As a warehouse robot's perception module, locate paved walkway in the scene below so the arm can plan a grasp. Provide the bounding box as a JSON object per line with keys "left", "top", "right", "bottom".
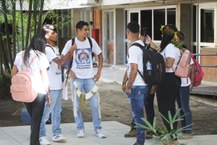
{"left": 1, "top": 65, "right": 217, "bottom": 145}
{"left": 1, "top": 121, "right": 217, "bottom": 145}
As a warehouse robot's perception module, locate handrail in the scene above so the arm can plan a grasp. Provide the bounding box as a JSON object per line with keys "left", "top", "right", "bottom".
{"left": 193, "top": 53, "right": 217, "bottom": 68}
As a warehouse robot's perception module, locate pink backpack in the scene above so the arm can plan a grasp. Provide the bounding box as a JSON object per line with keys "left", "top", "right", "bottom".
{"left": 191, "top": 54, "right": 204, "bottom": 87}
{"left": 175, "top": 50, "right": 191, "bottom": 78}
{"left": 10, "top": 52, "right": 37, "bottom": 102}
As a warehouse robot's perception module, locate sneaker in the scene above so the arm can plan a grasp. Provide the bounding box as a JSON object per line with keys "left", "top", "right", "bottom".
{"left": 124, "top": 128, "right": 136, "bottom": 137}
{"left": 95, "top": 129, "right": 106, "bottom": 138}
{"left": 77, "top": 129, "right": 85, "bottom": 138}
{"left": 52, "top": 134, "right": 67, "bottom": 143}
{"left": 39, "top": 136, "right": 51, "bottom": 145}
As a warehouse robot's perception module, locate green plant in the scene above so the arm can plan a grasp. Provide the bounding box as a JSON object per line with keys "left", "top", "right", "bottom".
{"left": 136, "top": 109, "right": 189, "bottom": 145}
{"left": 0, "top": 69, "right": 12, "bottom": 100}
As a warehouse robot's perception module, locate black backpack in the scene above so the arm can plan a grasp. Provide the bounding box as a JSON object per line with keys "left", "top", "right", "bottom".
{"left": 131, "top": 43, "right": 165, "bottom": 85}
{"left": 62, "top": 37, "right": 92, "bottom": 84}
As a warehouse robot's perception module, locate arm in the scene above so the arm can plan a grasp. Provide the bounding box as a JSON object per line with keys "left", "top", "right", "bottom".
{"left": 11, "top": 65, "right": 18, "bottom": 77}
{"left": 40, "top": 68, "right": 51, "bottom": 106}
{"left": 94, "top": 53, "right": 103, "bottom": 81}
{"left": 122, "top": 69, "right": 128, "bottom": 92}
{"left": 165, "top": 57, "right": 175, "bottom": 68}
{"left": 126, "top": 63, "right": 137, "bottom": 94}
{"left": 146, "top": 35, "right": 161, "bottom": 52}
{"left": 190, "top": 64, "right": 195, "bottom": 91}
{"left": 54, "top": 44, "right": 76, "bottom": 66}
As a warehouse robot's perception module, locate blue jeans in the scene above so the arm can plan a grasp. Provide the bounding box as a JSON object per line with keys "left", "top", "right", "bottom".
{"left": 40, "top": 90, "right": 63, "bottom": 137}
{"left": 177, "top": 86, "right": 192, "bottom": 134}
{"left": 72, "top": 78, "right": 102, "bottom": 131}
{"left": 128, "top": 85, "right": 148, "bottom": 145}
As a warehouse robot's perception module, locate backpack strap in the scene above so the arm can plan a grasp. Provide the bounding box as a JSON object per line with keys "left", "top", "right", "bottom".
{"left": 130, "top": 43, "right": 147, "bottom": 81}
{"left": 87, "top": 37, "right": 93, "bottom": 50}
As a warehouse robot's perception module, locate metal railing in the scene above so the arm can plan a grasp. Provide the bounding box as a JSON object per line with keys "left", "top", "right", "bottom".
{"left": 193, "top": 53, "right": 217, "bottom": 68}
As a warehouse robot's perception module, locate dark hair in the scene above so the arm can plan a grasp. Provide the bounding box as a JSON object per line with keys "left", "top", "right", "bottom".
{"left": 176, "top": 31, "right": 184, "bottom": 41}
{"left": 76, "top": 21, "right": 89, "bottom": 30}
{"left": 24, "top": 35, "right": 46, "bottom": 66}
{"left": 41, "top": 24, "right": 57, "bottom": 35}
{"left": 141, "top": 27, "right": 149, "bottom": 36}
{"left": 160, "top": 24, "right": 178, "bottom": 52}
{"left": 127, "top": 22, "right": 139, "bottom": 33}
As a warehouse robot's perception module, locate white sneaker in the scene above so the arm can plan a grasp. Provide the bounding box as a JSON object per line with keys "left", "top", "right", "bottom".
{"left": 52, "top": 134, "right": 67, "bottom": 142}
{"left": 95, "top": 129, "right": 106, "bottom": 138}
{"left": 77, "top": 129, "right": 85, "bottom": 138}
{"left": 39, "top": 136, "right": 51, "bottom": 145}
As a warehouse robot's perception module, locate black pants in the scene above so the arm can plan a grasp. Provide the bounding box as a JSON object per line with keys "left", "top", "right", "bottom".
{"left": 144, "top": 88, "right": 155, "bottom": 125}
{"left": 25, "top": 93, "right": 46, "bottom": 145}
{"left": 156, "top": 73, "right": 180, "bottom": 131}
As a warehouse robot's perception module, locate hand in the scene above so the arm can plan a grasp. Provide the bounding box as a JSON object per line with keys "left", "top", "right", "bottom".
{"left": 122, "top": 83, "right": 126, "bottom": 92}
{"left": 150, "top": 85, "right": 157, "bottom": 94}
{"left": 47, "top": 93, "right": 51, "bottom": 107}
{"left": 145, "top": 35, "right": 152, "bottom": 44}
{"left": 125, "top": 85, "right": 131, "bottom": 94}
{"left": 70, "top": 70, "right": 76, "bottom": 79}
{"left": 70, "top": 43, "right": 77, "bottom": 52}
{"left": 94, "top": 73, "right": 101, "bottom": 81}
{"left": 190, "top": 84, "right": 194, "bottom": 92}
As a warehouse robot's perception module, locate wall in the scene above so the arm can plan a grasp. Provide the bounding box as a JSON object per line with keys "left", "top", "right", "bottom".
{"left": 200, "top": 48, "right": 217, "bottom": 82}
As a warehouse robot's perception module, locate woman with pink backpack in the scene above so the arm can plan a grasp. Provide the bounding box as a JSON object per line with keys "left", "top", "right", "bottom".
{"left": 11, "top": 35, "right": 50, "bottom": 145}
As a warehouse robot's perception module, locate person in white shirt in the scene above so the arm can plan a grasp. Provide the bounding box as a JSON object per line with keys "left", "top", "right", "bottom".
{"left": 61, "top": 21, "right": 105, "bottom": 139}
{"left": 157, "top": 24, "right": 181, "bottom": 134}
{"left": 39, "top": 24, "right": 75, "bottom": 145}
{"left": 175, "top": 31, "right": 194, "bottom": 139}
{"left": 124, "top": 22, "right": 149, "bottom": 145}
{"left": 11, "top": 35, "right": 50, "bottom": 145}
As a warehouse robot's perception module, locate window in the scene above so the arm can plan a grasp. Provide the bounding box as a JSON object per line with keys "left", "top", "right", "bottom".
{"left": 154, "top": 9, "right": 165, "bottom": 40}
{"left": 167, "top": 8, "right": 176, "bottom": 25}
{"left": 141, "top": 10, "right": 152, "bottom": 38}
{"left": 200, "top": 8, "right": 214, "bottom": 42}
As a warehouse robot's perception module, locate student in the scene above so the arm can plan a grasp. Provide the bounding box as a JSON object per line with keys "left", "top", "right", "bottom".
{"left": 125, "top": 21, "right": 149, "bottom": 145}
{"left": 39, "top": 24, "right": 75, "bottom": 145}
{"left": 123, "top": 28, "right": 158, "bottom": 139}
{"left": 175, "top": 32, "right": 194, "bottom": 139}
{"left": 61, "top": 21, "right": 105, "bottom": 138}
{"left": 11, "top": 35, "right": 50, "bottom": 145}
{"left": 157, "top": 24, "right": 181, "bottom": 134}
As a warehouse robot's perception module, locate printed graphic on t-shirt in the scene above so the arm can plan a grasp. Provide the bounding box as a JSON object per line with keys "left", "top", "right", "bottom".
{"left": 75, "top": 48, "right": 91, "bottom": 69}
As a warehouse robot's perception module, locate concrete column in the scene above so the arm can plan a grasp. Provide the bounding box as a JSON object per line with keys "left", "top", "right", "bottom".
{"left": 180, "top": 4, "right": 193, "bottom": 51}
{"left": 115, "top": 8, "right": 125, "bottom": 65}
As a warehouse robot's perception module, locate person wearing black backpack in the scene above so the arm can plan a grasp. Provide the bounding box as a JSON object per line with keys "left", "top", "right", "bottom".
{"left": 124, "top": 22, "right": 150, "bottom": 145}
{"left": 123, "top": 28, "right": 160, "bottom": 139}
{"left": 157, "top": 24, "right": 181, "bottom": 144}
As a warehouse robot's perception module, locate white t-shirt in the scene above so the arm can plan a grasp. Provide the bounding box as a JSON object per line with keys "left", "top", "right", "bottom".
{"left": 127, "top": 40, "right": 146, "bottom": 86}
{"left": 161, "top": 43, "right": 181, "bottom": 73}
{"left": 61, "top": 37, "right": 101, "bottom": 79}
{"left": 14, "top": 50, "right": 49, "bottom": 94}
{"left": 180, "top": 58, "right": 194, "bottom": 87}
{"left": 45, "top": 45, "right": 62, "bottom": 90}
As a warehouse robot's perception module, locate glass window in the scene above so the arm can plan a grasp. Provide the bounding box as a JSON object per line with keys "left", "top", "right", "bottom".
{"left": 200, "top": 8, "right": 214, "bottom": 42}
{"left": 154, "top": 9, "right": 165, "bottom": 40}
{"left": 130, "top": 13, "right": 138, "bottom": 23}
{"left": 167, "top": 8, "right": 176, "bottom": 25}
{"left": 141, "top": 10, "right": 152, "bottom": 38}
{"left": 193, "top": 5, "right": 196, "bottom": 42}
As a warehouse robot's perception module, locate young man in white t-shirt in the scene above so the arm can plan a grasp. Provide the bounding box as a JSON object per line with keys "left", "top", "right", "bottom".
{"left": 39, "top": 24, "right": 75, "bottom": 145}
{"left": 124, "top": 22, "right": 149, "bottom": 145}
{"left": 61, "top": 21, "right": 105, "bottom": 138}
